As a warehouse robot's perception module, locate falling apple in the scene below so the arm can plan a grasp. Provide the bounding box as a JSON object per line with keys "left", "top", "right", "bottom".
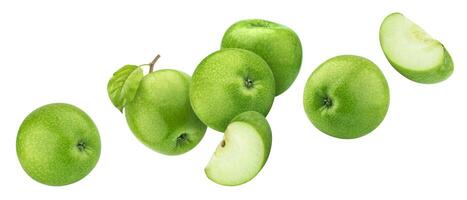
{"left": 221, "top": 19, "right": 302, "bottom": 95}
{"left": 190, "top": 48, "right": 275, "bottom": 132}
{"left": 303, "top": 55, "right": 390, "bottom": 139}
{"left": 17, "top": 103, "right": 101, "bottom": 186}
{"left": 108, "top": 55, "right": 207, "bottom": 155}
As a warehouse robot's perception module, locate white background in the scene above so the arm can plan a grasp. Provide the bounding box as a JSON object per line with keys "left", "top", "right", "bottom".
{"left": 1, "top": 0, "right": 466, "bottom": 199}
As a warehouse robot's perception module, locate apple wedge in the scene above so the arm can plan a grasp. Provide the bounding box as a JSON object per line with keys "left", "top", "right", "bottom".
{"left": 379, "top": 12, "right": 454, "bottom": 83}
{"left": 205, "top": 111, "right": 272, "bottom": 186}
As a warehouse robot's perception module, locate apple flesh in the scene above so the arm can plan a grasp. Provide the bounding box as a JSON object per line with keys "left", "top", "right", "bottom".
{"left": 205, "top": 111, "right": 272, "bottom": 186}
{"left": 222, "top": 19, "right": 302, "bottom": 95}
{"left": 190, "top": 48, "right": 275, "bottom": 132}
{"left": 125, "top": 69, "right": 207, "bottom": 155}
{"left": 379, "top": 12, "right": 454, "bottom": 83}
{"left": 303, "top": 55, "right": 390, "bottom": 139}
{"left": 16, "top": 103, "right": 101, "bottom": 186}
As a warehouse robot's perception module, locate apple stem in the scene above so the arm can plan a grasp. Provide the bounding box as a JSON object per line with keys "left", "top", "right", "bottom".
{"left": 149, "top": 54, "right": 161, "bottom": 73}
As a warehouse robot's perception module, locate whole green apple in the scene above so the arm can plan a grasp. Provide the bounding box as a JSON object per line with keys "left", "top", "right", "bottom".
{"left": 303, "top": 55, "right": 390, "bottom": 139}
{"left": 17, "top": 103, "right": 101, "bottom": 186}
{"left": 190, "top": 48, "right": 275, "bottom": 132}
{"left": 379, "top": 12, "right": 454, "bottom": 83}
{"left": 221, "top": 19, "right": 302, "bottom": 95}
{"left": 205, "top": 111, "right": 272, "bottom": 186}
{"left": 125, "top": 69, "right": 207, "bottom": 155}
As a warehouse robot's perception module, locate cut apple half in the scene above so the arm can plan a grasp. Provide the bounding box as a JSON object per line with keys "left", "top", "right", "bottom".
{"left": 205, "top": 111, "right": 272, "bottom": 186}
{"left": 379, "top": 12, "right": 453, "bottom": 83}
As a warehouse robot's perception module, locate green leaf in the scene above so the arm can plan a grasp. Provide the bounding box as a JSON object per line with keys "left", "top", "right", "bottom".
{"left": 107, "top": 65, "right": 144, "bottom": 112}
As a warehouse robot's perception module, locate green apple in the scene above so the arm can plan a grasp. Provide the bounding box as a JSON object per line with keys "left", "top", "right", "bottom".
{"left": 379, "top": 12, "right": 454, "bottom": 83}
{"left": 190, "top": 48, "right": 275, "bottom": 132}
{"left": 205, "top": 111, "right": 272, "bottom": 186}
{"left": 108, "top": 55, "right": 207, "bottom": 155}
{"left": 303, "top": 55, "right": 390, "bottom": 139}
{"left": 221, "top": 19, "right": 302, "bottom": 95}
{"left": 124, "top": 69, "right": 207, "bottom": 155}
{"left": 17, "top": 103, "right": 101, "bottom": 186}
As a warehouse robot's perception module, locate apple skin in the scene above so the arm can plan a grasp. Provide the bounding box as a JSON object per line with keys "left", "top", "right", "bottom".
{"left": 379, "top": 13, "right": 454, "bottom": 84}
{"left": 205, "top": 111, "right": 272, "bottom": 186}
{"left": 221, "top": 19, "right": 302, "bottom": 96}
{"left": 190, "top": 48, "right": 275, "bottom": 132}
{"left": 303, "top": 55, "right": 390, "bottom": 139}
{"left": 385, "top": 49, "right": 453, "bottom": 83}
{"left": 125, "top": 69, "right": 207, "bottom": 155}
{"left": 16, "top": 103, "right": 101, "bottom": 186}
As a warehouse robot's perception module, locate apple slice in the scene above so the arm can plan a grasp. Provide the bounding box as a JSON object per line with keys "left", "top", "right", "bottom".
{"left": 379, "top": 12, "right": 454, "bottom": 83}
{"left": 205, "top": 111, "right": 272, "bottom": 186}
